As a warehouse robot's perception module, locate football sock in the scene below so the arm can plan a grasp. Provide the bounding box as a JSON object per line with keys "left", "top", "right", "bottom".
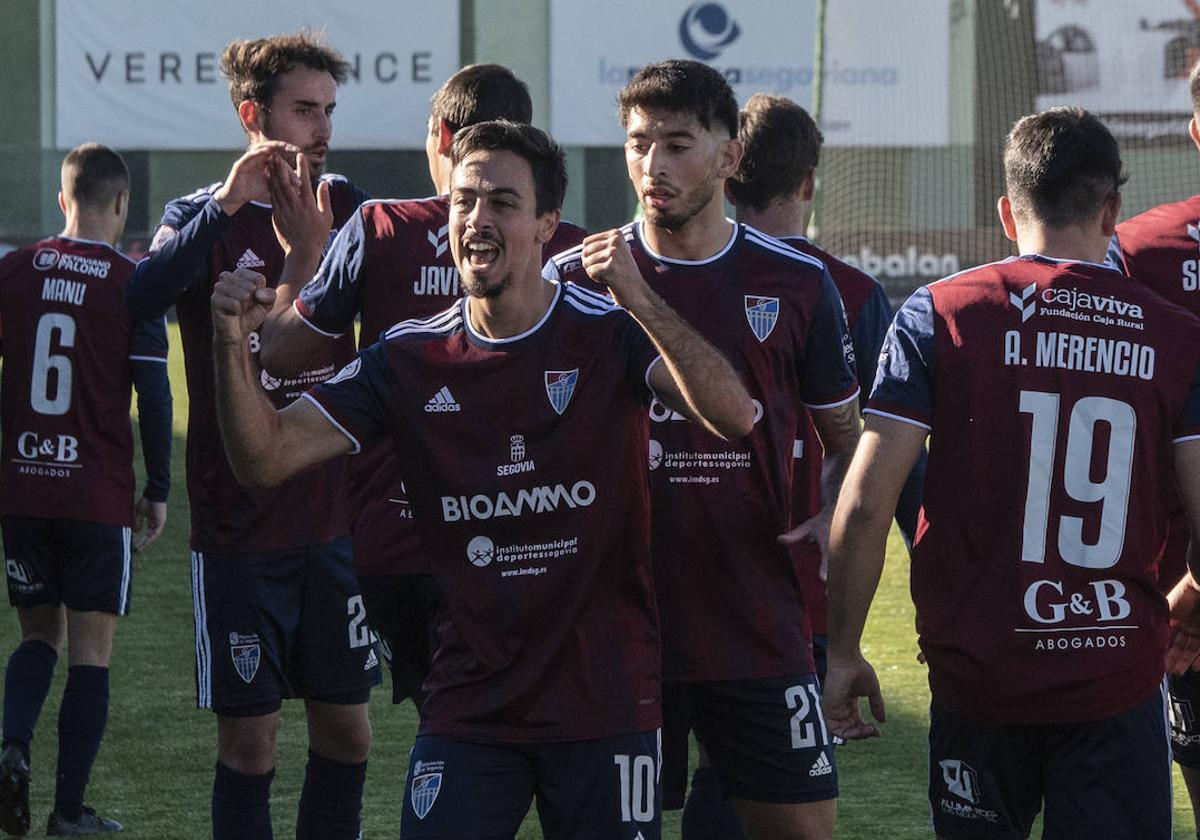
{"left": 54, "top": 665, "right": 109, "bottom": 821}
{"left": 682, "top": 766, "right": 745, "bottom": 840}
{"left": 213, "top": 762, "right": 274, "bottom": 840}
{"left": 296, "top": 749, "right": 367, "bottom": 840}
{"left": 2, "top": 640, "right": 58, "bottom": 762}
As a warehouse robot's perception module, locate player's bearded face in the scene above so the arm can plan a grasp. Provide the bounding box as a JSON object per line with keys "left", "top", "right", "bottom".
{"left": 256, "top": 67, "right": 336, "bottom": 177}
{"left": 449, "top": 150, "right": 549, "bottom": 300}
{"left": 625, "top": 108, "right": 726, "bottom": 233}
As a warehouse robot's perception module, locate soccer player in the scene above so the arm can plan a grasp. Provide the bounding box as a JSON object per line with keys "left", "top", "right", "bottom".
{"left": 211, "top": 120, "right": 754, "bottom": 839}
{"left": 258, "top": 63, "right": 586, "bottom": 709}
{"left": 0, "top": 144, "right": 171, "bottom": 835}
{"left": 824, "top": 107, "right": 1200, "bottom": 840}
{"left": 547, "top": 61, "right": 861, "bottom": 840}
{"left": 1107, "top": 59, "right": 1200, "bottom": 836}
{"left": 122, "top": 33, "right": 377, "bottom": 840}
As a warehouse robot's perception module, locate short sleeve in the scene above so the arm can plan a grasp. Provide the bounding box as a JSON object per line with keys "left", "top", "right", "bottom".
{"left": 864, "top": 286, "right": 936, "bottom": 430}
{"left": 799, "top": 270, "right": 860, "bottom": 409}
{"left": 614, "top": 311, "right": 662, "bottom": 404}
{"left": 295, "top": 209, "right": 369, "bottom": 337}
{"left": 304, "top": 342, "right": 392, "bottom": 454}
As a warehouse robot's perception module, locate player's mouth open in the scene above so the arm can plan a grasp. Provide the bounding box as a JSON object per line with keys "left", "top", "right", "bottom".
{"left": 643, "top": 187, "right": 674, "bottom": 208}
{"left": 465, "top": 240, "right": 500, "bottom": 268}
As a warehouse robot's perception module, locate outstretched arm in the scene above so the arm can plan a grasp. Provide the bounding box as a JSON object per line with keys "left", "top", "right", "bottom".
{"left": 211, "top": 268, "right": 353, "bottom": 487}
{"left": 582, "top": 230, "right": 755, "bottom": 440}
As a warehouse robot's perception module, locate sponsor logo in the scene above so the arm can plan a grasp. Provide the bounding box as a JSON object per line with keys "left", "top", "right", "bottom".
{"left": 229, "top": 632, "right": 261, "bottom": 684}
{"left": 498, "top": 434, "right": 536, "bottom": 477}
{"left": 1039, "top": 286, "right": 1143, "bottom": 323}
{"left": 939, "top": 759, "right": 979, "bottom": 805}
{"left": 744, "top": 295, "right": 780, "bottom": 342}
{"left": 442, "top": 481, "right": 597, "bottom": 522}
{"left": 1009, "top": 282, "right": 1036, "bottom": 322}
{"left": 16, "top": 431, "right": 79, "bottom": 464}
{"left": 260, "top": 369, "right": 282, "bottom": 391}
{"left": 839, "top": 246, "right": 960, "bottom": 280}
{"left": 327, "top": 358, "right": 362, "bottom": 386}
{"left": 236, "top": 248, "right": 266, "bottom": 269}
{"left": 55, "top": 253, "right": 110, "bottom": 278}
{"left": 415, "top": 768, "right": 448, "bottom": 820}
{"left": 679, "top": 2, "right": 741, "bottom": 60}
{"left": 809, "top": 753, "right": 834, "bottom": 777}
{"left": 427, "top": 224, "right": 450, "bottom": 258}
{"left": 364, "top": 648, "right": 379, "bottom": 671}
{"left": 545, "top": 369, "right": 579, "bottom": 415}
{"left": 33, "top": 248, "right": 60, "bottom": 270}
{"left": 649, "top": 439, "right": 663, "bottom": 470}
{"left": 1022, "top": 579, "right": 1131, "bottom": 625}
{"left": 424, "top": 386, "right": 461, "bottom": 413}
{"left": 5, "top": 558, "right": 32, "bottom": 585}
{"left": 466, "top": 535, "right": 495, "bottom": 567}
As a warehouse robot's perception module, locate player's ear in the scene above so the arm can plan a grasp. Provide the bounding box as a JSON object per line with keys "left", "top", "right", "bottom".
{"left": 717, "top": 137, "right": 743, "bottom": 180}
{"left": 800, "top": 170, "right": 816, "bottom": 202}
{"left": 1190, "top": 116, "right": 1200, "bottom": 154}
{"left": 1099, "top": 191, "right": 1121, "bottom": 238}
{"left": 437, "top": 119, "right": 455, "bottom": 157}
{"left": 56, "top": 191, "right": 67, "bottom": 218}
{"left": 997, "top": 195, "right": 1019, "bottom": 243}
{"left": 238, "top": 99, "right": 266, "bottom": 137}
{"left": 114, "top": 188, "right": 128, "bottom": 220}
{"left": 535, "top": 208, "right": 562, "bottom": 245}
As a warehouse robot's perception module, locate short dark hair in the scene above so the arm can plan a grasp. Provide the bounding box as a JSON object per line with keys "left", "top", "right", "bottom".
{"left": 728, "top": 94, "right": 823, "bottom": 213}
{"left": 61, "top": 143, "right": 129, "bottom": 208}
{"left": 430, "top": 64, "right": 533, "bottom": 136}
{"left": 221, "top": 30, "right": 350, "bottom": 110}
{"left": 1003, "top": 107, "right": 1126, "bottom": 228}
{"left": 450, "top": 121, "right": 566, "bottom": 216}
{"left": 618, "top": 60, "right": 738, "bottom": 138}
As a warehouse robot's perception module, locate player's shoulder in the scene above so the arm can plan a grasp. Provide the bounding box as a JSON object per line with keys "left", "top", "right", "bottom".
{"left": 739, "top": 224, "right": 828, "bottom": 276}
{"left": 782, "top": 236, "right": 881, "bottom": 295}
{"left": 160, "top": 181, "right": 223, "bottom": 227}
{"left": 1117, "top": 194, "right": 1200, "bottom": 239}
{"left": 560, "top": 280, "right": 621, "bottom": 318}
{"left": 380, "top": 300, "right": 464, "bottom": 346}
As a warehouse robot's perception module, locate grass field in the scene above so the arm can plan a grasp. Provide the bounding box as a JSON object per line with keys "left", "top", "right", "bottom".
{"left": 0, "top": 323, "right": 1195, "bottom": 838}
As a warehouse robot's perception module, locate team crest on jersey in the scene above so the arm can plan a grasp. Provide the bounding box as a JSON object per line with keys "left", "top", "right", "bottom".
{"left": 744, "top": 296, "right": 780, "bottom": 342}
{"left": 229, "top": 633, "right": 261, "bottom": 684}
{"left": 32, "top": 248, "right": 60, "bottom": 271}
{"left": 411, "top": 771, "right": 442, "bottom": 820}
{"left": 545, "top": 369, "right": 579, "bottom": 415}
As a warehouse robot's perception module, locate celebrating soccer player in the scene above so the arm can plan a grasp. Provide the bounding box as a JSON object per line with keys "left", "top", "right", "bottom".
{"left": 123, "top": 32, "right": 376, "bottom": 840}
{"left": 825, "top": 107, "right": 1200, "bottom": 840}
{"left": 0, "top": 144, "right": 171, "bottom": 835}
{"left": 547, "top": 61, "right": 861, "bottom": 840}
{"left": 211, "top": 119, "right": 753, "bottom": 839}
{"left": 258, "top": 63, "right": 586, "bottom": 713}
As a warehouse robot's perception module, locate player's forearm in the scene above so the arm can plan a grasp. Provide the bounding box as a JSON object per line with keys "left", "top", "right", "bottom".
{"left": 825, "top": 487, "right": 890, "bottom": 662}
{"left": 132, "top": 358, "right": 173, "bottom": 502}
{"left": 627, "top": 288, "right": 755, "bottom": 440}
{"left": 126, "top": 202, "right": 231, "bottom": 318}
{"left": 259, "top": 247, "right": 326, "bottom": 377}
{"left": 213, "top": 337, "right": 290, "bottom": 487}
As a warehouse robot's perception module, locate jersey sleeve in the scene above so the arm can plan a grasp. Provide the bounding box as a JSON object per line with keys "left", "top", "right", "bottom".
{"left": 799, "top": 271, "right": 860, "bottom": 409}
{"left": 125, "top": 195, "right": 228, "bottom": 319}
{"left": 295, "top": 208, "right": 369, "bottom": 337}
{"left": 614, "top": 311, "right": 662, "bottom": 403}
{"left": 851, "top": 281, "right": 894, "bottom": 410}
{"left": 864, "top": 286, "right": 936, "bottom": 429}
{"left": 303, "top": 343, "right": 392, "bottom": 453}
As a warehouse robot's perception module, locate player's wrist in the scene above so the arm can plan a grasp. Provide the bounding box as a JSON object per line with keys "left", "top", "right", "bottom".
{"left": 212, "top": 185, "right": 243, "bottom": 218}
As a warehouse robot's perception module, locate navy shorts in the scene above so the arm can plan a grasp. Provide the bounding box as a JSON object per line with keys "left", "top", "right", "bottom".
{"left": 401, "top": 730, "right": 661, "bottom": 839}
{"left": 1169, "top": 668, "right": 1200, "bottom": 769}
{"left": 3, "top": 516, "right": 132, "bottom": 615}
{"left": 662, "top": 674, "right": 837, "bottom": 809}
{"left": 928, "top": 684, "right": 1171, "bottom": 840}
{"left": 191, "top": 536, "right": 381, "bottom": 716}
{"left": 358, "top": 572, "right": 439, "bottom": 710}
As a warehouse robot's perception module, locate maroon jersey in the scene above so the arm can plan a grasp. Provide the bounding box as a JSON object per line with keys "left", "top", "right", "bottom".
{"left": 133, "top": 176, "right": 365, "bottom": 553}
{"left": 295, "top": 194, "right": 587, "bottom": 575}
{"left": 870, "top": 255, "right": 1200, "bottom": 723}
{"left": 1111, "top": 197, "right": 1200, "bottom": 590}
{"left": 308, "top": 282, "right": 661, "bottom": 742}
{"left": 0, "top": 237, "right": 167, "bottom": 526}
{"left": 548, "top": 222, "right": 859, "bottom": 681}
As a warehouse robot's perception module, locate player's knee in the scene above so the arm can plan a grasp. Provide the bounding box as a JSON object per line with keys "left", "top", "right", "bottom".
{"left": 307, "top": 705, "right": 371, "bottom": 764}
{"left": 217, "top": 715, "right": 279, "bottom": 774}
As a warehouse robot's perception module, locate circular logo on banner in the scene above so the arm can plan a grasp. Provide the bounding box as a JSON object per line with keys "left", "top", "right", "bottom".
{"left": 679, "top": 2, "right": 741, "bottom": 61}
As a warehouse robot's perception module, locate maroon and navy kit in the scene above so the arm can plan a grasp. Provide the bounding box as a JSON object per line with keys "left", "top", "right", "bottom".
{"left": 295, "top": 194, "right": 586, "bottom": 577}
{"left": 549, "top": 222, "right": 859, "bottom": 682}
{"left": 308, "top": 281, "right": 661, "bottom": 744}
{"left": 870, "top": 254, "right": 1200, "bottom": 724}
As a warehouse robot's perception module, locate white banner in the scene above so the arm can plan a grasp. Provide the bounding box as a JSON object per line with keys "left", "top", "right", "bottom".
{"left": 55, "top": 0, "right": 459, "bottom": 150}
{"left": 548, "top": 0, "right": 949, "bottom": 147}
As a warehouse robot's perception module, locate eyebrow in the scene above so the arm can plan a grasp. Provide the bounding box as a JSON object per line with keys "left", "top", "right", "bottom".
{"left": 628, "top": 129, "right": 697, "bottom": 141}
{"left": 290, "top": 99, "right": 333, "bottom": 109}
{"left": 454, "top": 185, "right": 524, "bottom": 198}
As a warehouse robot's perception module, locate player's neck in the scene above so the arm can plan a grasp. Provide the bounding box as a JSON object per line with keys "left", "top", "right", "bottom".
{"left": 641, "top": 199, "right": 734, "bottom": 262}
{"left": 467, "top": 276, "right": 557, "bottom": 340}
{"left": 736, "top": 199, "right": 810, "bottom": 240}
{"left": 1016, "top": 226, "right": 1108, "bottom": 265}
{"left": 60, "top": 214, "right": 117, "bottom": 247}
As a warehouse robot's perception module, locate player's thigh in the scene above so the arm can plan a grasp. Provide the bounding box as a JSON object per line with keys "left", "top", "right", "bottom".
{"left": 691, "top": 675, "right": 837, "bottom": 806}
{"left": 535, "top": 729, "right": 662, "bottom": 840}
{"left": 732, "top": 797, "right": 834, "bottom": 840}
{"left": 291, "top": 537, "right": 381, "bottom": 701}
{"left": 400, "top": 735, "right": 534, "bottom": 839}
{"left": 191, "top": 549, "right": 302, "bottom": 715}
{"left": 64, "top": 609, "right": 119, "bottom": 667}
{"left": 927, "top": 702, "right": 1041, "bottom": 840}
{"left": 1041, "top": 683, "right": 1171, "bottom": 840}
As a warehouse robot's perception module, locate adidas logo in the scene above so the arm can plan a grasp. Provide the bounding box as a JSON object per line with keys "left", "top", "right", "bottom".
{"left": 808, "top": 753, "right": 833, "bottom": 777}
{"left": 236, "top": 248, "right": 266, "bottom": 269}
{"left": 364, "top": 648, "right": 379, "bottom": 671}
{"left": 424, "top": 386, "right": 461, "bottom": 413}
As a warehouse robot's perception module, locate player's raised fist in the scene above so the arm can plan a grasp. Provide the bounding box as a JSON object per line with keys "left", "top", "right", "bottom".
{"left": 581, "top": 229, "right": 649, "bottom": 309}
{"left": 212, "top": 267, "right": 277, "bottom": 343}
{"left": 213, "top": 141, "right": 300, "bottom": 217}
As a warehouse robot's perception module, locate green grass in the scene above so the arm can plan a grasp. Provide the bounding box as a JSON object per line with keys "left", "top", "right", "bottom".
{"left": 0, "top": 323, "right": 1195, "bottom": 838}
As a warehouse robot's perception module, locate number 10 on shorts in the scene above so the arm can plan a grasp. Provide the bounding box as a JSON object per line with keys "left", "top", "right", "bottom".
{"left": 614, "top": 753, "right": 656, "bottom": 822}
